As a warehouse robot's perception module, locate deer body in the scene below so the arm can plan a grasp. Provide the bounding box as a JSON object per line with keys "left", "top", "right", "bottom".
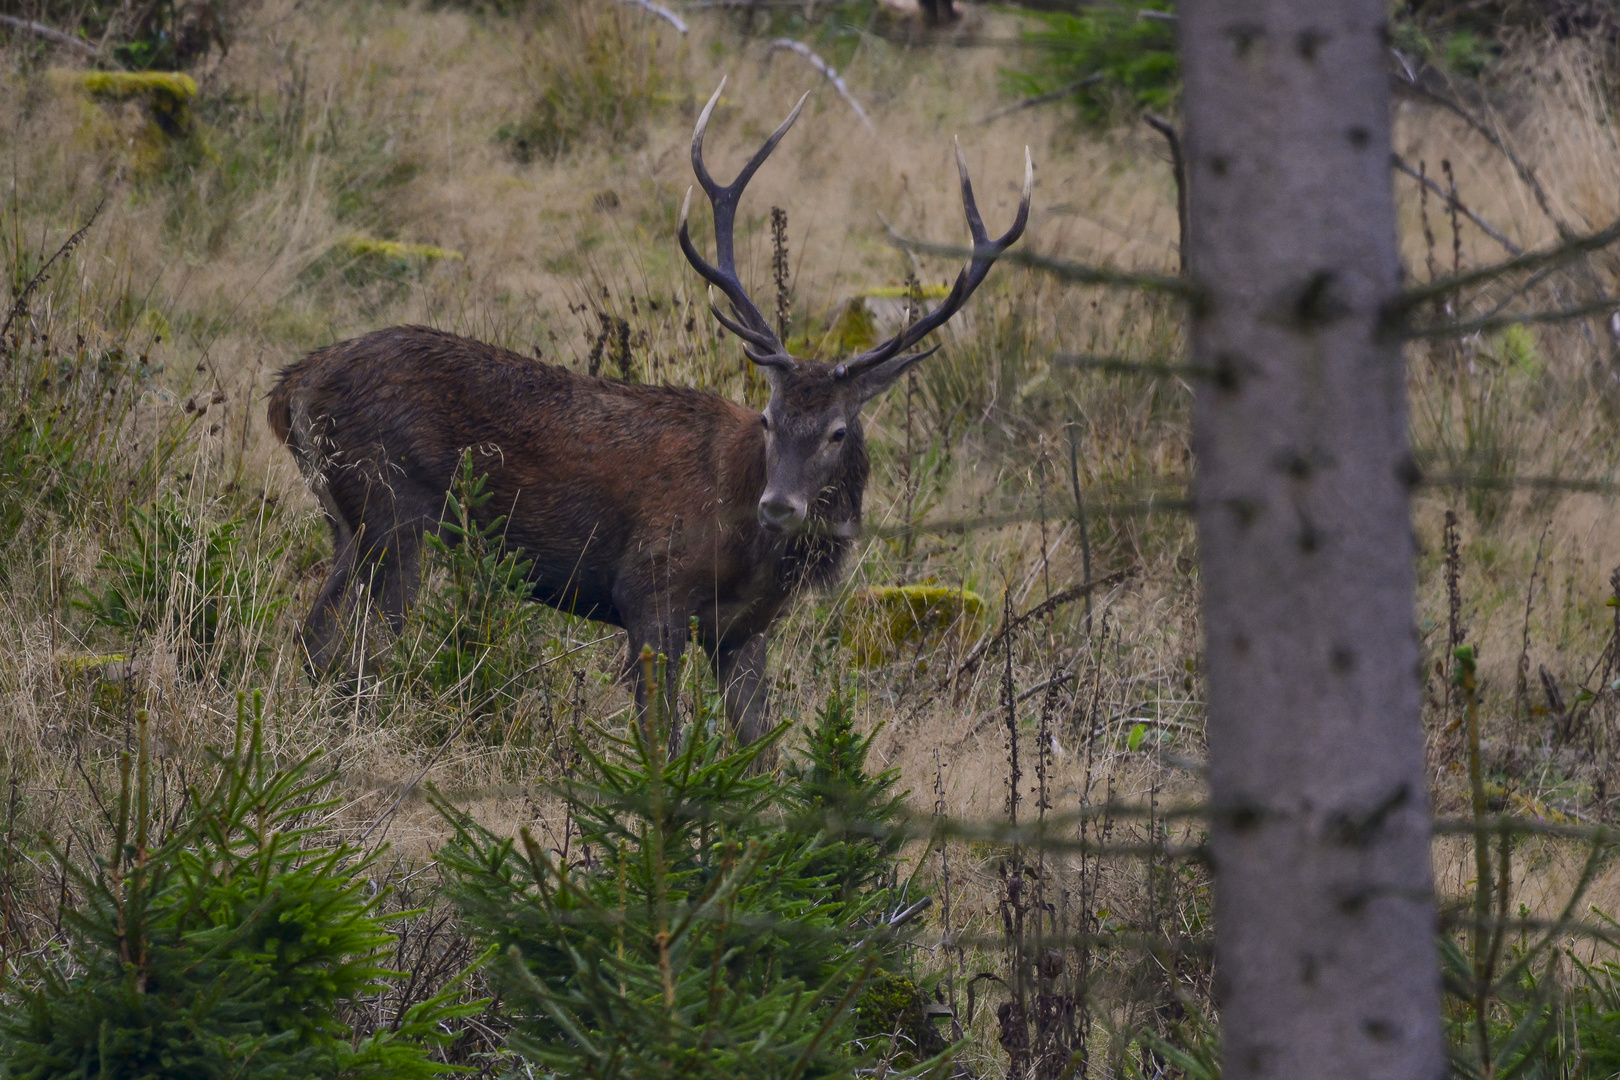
{"left": 269, "top": 325, "right": 865, "bottom": 741}
{"left": 271, "top": 81, "right": 1029, "bottom": 743}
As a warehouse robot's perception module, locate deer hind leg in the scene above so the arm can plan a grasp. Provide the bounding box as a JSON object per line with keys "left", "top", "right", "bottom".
{"left": 288, "top": 394, "right": 376, "bottom": 677}
{"left": 301, "top": 518, "right": 360, "bottom": 676}
{"left": 713, "top": 632, "right": 773, "bottom": 757}
{"left": 298, "top": 468, "right": 430, "bottom": 679}
{"left": 301, "top": 522, "right": 416, "bottom": 680}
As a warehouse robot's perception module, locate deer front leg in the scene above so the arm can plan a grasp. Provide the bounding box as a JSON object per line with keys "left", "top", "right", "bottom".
{"left": 714, "top": 631, "right": 772, "bottom": 751}
{"left": 624, "top": 615, "right": 688, "bottom": 746}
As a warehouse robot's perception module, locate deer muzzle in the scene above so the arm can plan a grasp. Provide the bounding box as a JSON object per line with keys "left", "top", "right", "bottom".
{"left": 758, "top": 495, "right": 805, "bottom": 532}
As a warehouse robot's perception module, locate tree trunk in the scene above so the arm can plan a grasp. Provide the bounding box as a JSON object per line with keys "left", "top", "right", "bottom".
{"left": 1177, "top": 3, "right": 1443, "bottom": 1079}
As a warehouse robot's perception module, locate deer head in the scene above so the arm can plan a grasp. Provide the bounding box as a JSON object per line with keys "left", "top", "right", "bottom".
{"left": 678, "top": 79, "right": 1033, "bottom": 533}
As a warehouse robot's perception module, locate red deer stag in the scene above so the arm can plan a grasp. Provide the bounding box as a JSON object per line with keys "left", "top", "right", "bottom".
{"left": 267, "top": 80, "right": 1031, "bottom": 744}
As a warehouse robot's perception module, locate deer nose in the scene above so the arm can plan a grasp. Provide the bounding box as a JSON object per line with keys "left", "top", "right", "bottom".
{"left": 758, "top": 497, "right": 803, "bottom": 532}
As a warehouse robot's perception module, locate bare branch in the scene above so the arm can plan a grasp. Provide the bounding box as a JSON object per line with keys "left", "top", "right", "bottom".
{"left": 1395, "top": 75, "right": 1620, "bottom": 363}
{"left": 954, "top": 570, "right": 1134, "bottom": 684}
{"left": 1431, "top": 813, "right": 1620, "bottom": 844}
{"left": 1476, "top": 262, "right": 1562, "bottom": 324}
{"left": 0, "top": 14, "right": 98, "bottom": 55}
{"left": 1394, "top": 73, "right": 1567, "bottom": 238}
{"left": 1391, "top": 215, "right": 1620, "bottom": 315}
{"left": 1391, "top": 153, "right": 1520, "bottom": 257}
{"left": 765, "top": 39, "right": 876, "bottom": 134}
{"left": 1143, "top": 112, "right": 1188, "bottom": 275}
{"left": 1401, "top": 294, "right": 1620, "bottom": 340}
{"left": 859, "top": 498, "right": 1193, "bottom": 541}
{"left": 887, "top": 233, "right": 1200, "bottom": 298}
{"left": 1054, "top": 352, "right": 1210, "bottom": 379}
{"left": 1417, "top": 472, "right": 1620, "bottom": 497}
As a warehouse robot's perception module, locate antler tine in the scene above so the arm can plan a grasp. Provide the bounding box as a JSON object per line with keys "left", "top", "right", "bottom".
{"left": 706, "top": 297, "right": 773, "bottom": 349}
{"left": 838, "top": 145, "right": 1034, "bottom": 380}
{"left": 678, "top": 80, "right": 809, "bottom": 366}
{"left": 691, "top": 79, "right": 809, "bottom": 204}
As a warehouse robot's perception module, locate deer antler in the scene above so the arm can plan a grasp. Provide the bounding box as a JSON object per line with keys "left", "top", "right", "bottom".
{"left": 679, "top": 79, "right": 807, "bottom": 372}
{"left": 835, "top": 141, "right": 1033, "bottom": 380}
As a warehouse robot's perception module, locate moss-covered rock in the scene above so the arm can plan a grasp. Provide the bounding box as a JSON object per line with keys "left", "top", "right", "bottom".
{"left": 821, "top": 296, "right": 879, "bottom": 353}
{"left": 843, "top": 584, "right": 986, "bottom": 668}
{"left": 336, "top": 235, "right": 461, "bottom": 270}
{"left": 54, "top": 68, "right": 205, "bottom": 176}
{"left": 302, "top": 235, "right": 463, "bottom": 293}
{"left": 77, "top": 70, "right": 197, "bottom": 135}
{"left": 854, "top": 972, "right": 949, "bottom": 1068}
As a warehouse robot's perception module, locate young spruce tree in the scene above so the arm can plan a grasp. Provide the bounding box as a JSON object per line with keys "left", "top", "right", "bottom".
{"left": 438, "top": 656, "right": 947, "bottom": 1079}
{"left": 0, "top": 694, "right": 474, "bottom": 1079}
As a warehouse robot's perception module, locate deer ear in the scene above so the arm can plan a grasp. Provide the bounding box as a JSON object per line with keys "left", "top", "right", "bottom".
{"left": 845, "top": 345, "right": 942, "bottom": 406}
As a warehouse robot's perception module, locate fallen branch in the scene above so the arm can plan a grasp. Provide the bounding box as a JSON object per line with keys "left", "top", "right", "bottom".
{"left": 0, "top": 14, "right": 98, "bottom": 55}
{"left": 766, "top": 39, "right": 876, "bottom": 134}
{"left": 618, "top": 0, "right": 688, "bottom": 33}
{"left": 1392, "top": 153, "right": 1520, "bottom": 257}
{"left": 977, "top": 74, "right": 1102, "bottom": 125}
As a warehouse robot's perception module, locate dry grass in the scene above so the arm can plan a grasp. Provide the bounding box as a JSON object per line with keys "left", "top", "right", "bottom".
{"left": 7, "top": 0, "right": 1620, "bottom": 1072}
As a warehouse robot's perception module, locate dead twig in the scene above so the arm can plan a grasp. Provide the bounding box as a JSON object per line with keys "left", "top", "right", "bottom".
{"left": 1053, "top": 352, "right": 1211, "bottom": 380}
{"left": 2, "top": 201, "right": 103, "bottom": 343}
{"left": 955, "top": 570, "right": 1133, "bottom": 686}
{"left": 1392, "top": 153, "right": 1521, "bottom": 257}
{"left": 1394, "top": 68, "right": 1620, "bottom": 362}
{"left": 951, "top": 670, "right": 1082, "bottom": 749}
{"left": 1391, "top": 214, "right": 1620, "bottom": 315}
{"left": 1142, "top": 112, "right": 1187, "bottom": 276}
{"left": 1402, "top": 295, "right": 1620, "bottom": 340}
{"left": 977, "top": 74, "right": 1102, "bottom": 125}
{"left": 1395, "top": 72, "right": 1564, "bottom": 236}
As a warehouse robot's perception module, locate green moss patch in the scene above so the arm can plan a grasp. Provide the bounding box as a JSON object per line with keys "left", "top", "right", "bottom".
{"left": 843, "top": 584, "right": 986, "bottom": 668}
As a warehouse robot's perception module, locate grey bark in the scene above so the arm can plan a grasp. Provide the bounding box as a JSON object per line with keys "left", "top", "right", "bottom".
{"left": 1177, "top": 4, "right": 1443, "bottom": 1079}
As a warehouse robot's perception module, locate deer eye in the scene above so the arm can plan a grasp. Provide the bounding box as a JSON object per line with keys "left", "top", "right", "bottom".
{"left": 761, "top": 414, "right": 770, "bottom": 430}
{"left": 829, "top": 427, "right": 847, "bottom": 444}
